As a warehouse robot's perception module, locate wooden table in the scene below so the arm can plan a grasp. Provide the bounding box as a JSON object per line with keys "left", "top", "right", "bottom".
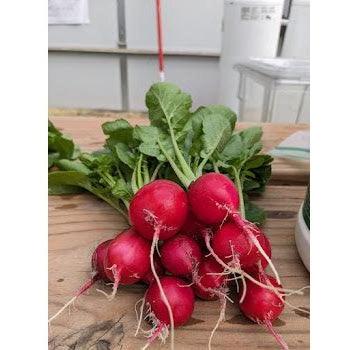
{"left": 49, "top": 116, "right": 310, "bottom": 350}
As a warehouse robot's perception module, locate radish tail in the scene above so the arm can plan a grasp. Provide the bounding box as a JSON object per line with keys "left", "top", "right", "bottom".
{"left": 150, "top": 227, "right": 175, "bottom": 350}
{"left": 264, "top": 319, "right": 289, "bottom": 350}
{"left": 48, "top": 273, "right": 98, "bottom": 323}
{"left": 232, "top": 213, "right": 281, "bottom": 285}
{"left": 135, "top": 297, "right": 146, "bottom": 336}
{"left": 204, "top": 230, "right": 297, "bottom": 298}
{"left": 141, "top": 323, "right": 166, "bottom": 350}
{"left": 208, "top": 295, "right": 226, "bottom": 350}
{"left": 106, "top": 264, "right": 121, "bottom": 301}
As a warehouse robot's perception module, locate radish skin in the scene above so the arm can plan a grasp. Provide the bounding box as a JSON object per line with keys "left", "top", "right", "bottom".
{"left": 145, "top": 276, "right": 195, "bottom": 326}
{"left": 142, "top": 255, "right": 165, "bottom": 285}
{"left": 160, "top": 234, "right": 203, "bottom": 278}
{"left": 238, "top": 272, "right": 289, "bottom": 350}
{"left": 129, "top": 180, "right": 189, "bottom": 350}
{"left": 188, "top": 173, "right": 281, "bottom": 284}
{"left": 105, "top": 228, "right": 151, "bottom": 300}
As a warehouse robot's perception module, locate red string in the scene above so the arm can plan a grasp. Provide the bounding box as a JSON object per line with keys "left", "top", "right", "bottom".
{"left": 156, "top": 0, "right": 164, "bottom": 80}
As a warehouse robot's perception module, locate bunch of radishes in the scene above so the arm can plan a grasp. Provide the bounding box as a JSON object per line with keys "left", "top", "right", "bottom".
{"left": 49, "top": 83, "right": 309, "bottom": 349}
{"left": 50, "top": 173, "right": 299, "bottom": 350}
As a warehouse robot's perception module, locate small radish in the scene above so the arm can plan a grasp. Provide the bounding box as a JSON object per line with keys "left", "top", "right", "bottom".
{"left": 239, "top": 272, "right": 289, "bottom": 350}
{"left": 193, "top": 257, "right": 226, "bottom": 301}
{"left": 211, "top": 222, "right": 270, "bottom": 271}
{"left": 181, "top": 211, "right": 207, "bottom": 242}
{"left": 105, "top": 227, "right": 151, "bottom": 299}
{"left": 129, "top": 179, "right": 188, "bottom": 241}
{"left": 142, "top": 255, "right": 165, "bottom": 285}
{"left": 188, "top": 173, "right": 280, "bottom": 285}
{"left": 48, "top": 239, "right": 112, "bottom": 323}
{"left": 193, "top": 257, "right": 230, "bottom": 350}
{"left": 91, "top": 239, "right": 113, "bottom": 281}
{"left": 188, "top": 173, "right": 239, "bottom": 225}
{"left": 129, "top": 180, "right": 189, "bottom": 350}
{"left": 160, "top": 234, "right": 203, "bottom": 278}
{"left": 143, "top": 276, "right": 195, "bottom": 347}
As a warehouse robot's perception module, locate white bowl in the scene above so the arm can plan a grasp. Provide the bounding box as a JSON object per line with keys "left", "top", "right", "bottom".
{"left": 294, "top": 206, "right": 310, "bottom": 271}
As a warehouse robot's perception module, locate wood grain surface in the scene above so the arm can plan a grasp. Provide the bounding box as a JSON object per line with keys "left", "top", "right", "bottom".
{"left": 48, "top": 116, "right": 310, "bottom": 350}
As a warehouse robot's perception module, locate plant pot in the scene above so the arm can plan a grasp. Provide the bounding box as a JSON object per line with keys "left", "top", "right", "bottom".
{"left": 295, "top": 185, "right": 310, "bottom": 271}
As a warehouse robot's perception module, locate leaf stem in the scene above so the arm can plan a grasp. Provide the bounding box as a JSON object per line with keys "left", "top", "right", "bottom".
{"left": 131, "top": 167, "right": 138, "bottom": 194}
{"left": 233, "top": 167, "right": 245, "bottom": 219}
{"left": 137, "top": 154, "right": 144, "bottom": 189}
{"left": 151, "top": 162, "right": 163, "bottom": 181}
{"left": 158, "top": 140, "right": 191, "bottom": 188}
{"left": 142, "top": 159, "right": 150, "bottom": 184}
{"left": 168, "top": 126, "right": 196, "bottom": 182}
{"left": 212, "top": 159, "right": 220, "bottom": 173}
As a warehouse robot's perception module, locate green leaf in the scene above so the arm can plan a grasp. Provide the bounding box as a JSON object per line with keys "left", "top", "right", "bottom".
{"left": 55, "top": 159, "right": 91, "bottom": 175}
{"left": 49, "top": 184, "right": 84, "bottom": 195}
{"left": 240, "top": 127, "right": 263, "bottom": 148}
{"left": 114, "top": 143, "right": 136, "bottom": 168}
{"left": 200, "top": 114, "right": 232, "bottom": 158}
{"left": 202, "top": 105, "right": 237, "bottom": 129}
{"left": 48, "top": 120, "right": 80, "bottom": 162}
{"left": 134, "top": 125, "right": 173, "bottom": 162}
{"left": 244, "top": 197, "right": 266, "bottom": 226}
{"left": 103, "top": 119, "right": 135, "bottom": 150}
{"left": 48, "top": 152, "right": 60, "bottom": 168}
{"left": 244, "top": 154, "right": 273, "bottom": 170}
{"left": 49, "top": 171, "right": 93, "bottom": 190}
{"left": 220, "top": 134, "right": 245, "bottom": 163}
{"left": 111, "top": 178, "right": 133, "bottom": 201}
{"left": 146, "top": 82, "right": 192, "bottom": 132}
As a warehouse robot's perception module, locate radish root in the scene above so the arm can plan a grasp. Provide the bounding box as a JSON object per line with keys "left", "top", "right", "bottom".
{"left": 208, "top": 294, "right": 227, "bottom": 350}
{"left": 135, "top": 297, "right": 146, "bottom": 336}
{"left": 232, "top": 213, "right": 281, "bottom": 285}
{"left": 150, "top": 226, "right": 175, "bottom": 350}
{"left": 48, "top": 273, "right": 98, "bottom": 323}
{"left": 264, "top": 319, "right": 289, "bottom": 350}
{"left": 204, "top": 230, "right": 301, "bottom": 298}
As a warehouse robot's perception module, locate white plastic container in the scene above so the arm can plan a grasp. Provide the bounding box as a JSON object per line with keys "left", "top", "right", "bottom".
{"left": 295, "top": 186, "right": 310, "bottom": 272}
{"left": 234, "top": 58, "right": 310, "bottom": 123}
{"left": 281, "top": 0, "right": 310, "bottom": 59}
{"left": 219, "top": 0, "right": 284, "bottom": 111}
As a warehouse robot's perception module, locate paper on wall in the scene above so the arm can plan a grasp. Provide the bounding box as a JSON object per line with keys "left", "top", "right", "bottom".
{"left": 48, "top": 0, "right": 89, "bottom": 25}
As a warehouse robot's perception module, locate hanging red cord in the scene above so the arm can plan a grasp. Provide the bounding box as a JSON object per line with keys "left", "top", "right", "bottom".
{"left": 155, "top": 0, "right": 165, "bottom": 81}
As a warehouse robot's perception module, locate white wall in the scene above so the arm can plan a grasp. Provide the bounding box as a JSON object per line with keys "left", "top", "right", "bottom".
{"left": 48, "top": 52, "right": 122, "bottom": 109}
{"left": 48, "top": 0, "right": 223, "bottom": 111}
{"left": 49, "top": 0, "right": 119, "bottom": 48}
{"left": 127, "top": 56, "right": 220, "bottom": 111}
{"left": 125, "top": 0, "right": 223, "bottom": 52}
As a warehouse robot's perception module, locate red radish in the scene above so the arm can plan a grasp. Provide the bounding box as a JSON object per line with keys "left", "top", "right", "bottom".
{"left": 239, "top": 272, "right": 289, "bottom": 350}
{"left": 142, "top": 255, "right": 165, "bottom": 285}
{"left": 193, "top": 257, "right": 226, "bottom": 301}
{"left": 105, "top": 227, "right": 151, "bottom": 299}
{"left": 129, "top": 180, "right": 189, "bottom": 350}
{"left": 91, "top": 239, "right": 113, "bottom": 281}
{"left": 211, "top": 222, "right": 266, "bottom": 271}
{"left": 188, "top": 173, "right": 239, "bottom": 225}
{"left": 48, "top": 239, "right": 112, "bottom": 323}
{"left": 192, "top": 256, "right": 230, "bottom": 350}
{"left": 160, "top": 234, "right": 203, "bottom": 278}
{"left": 244, "top": 231, "right": 272, "bottom": 274}
{"left": 189, "top": 173, "right": 281, "bottom": 285}
{"left": 181, "top": 211, "right": 207, "bottom": 242}
{"left": 145, "top": 276, "right": 194, "bottom": 330}
{"left": 129, "top": 179, "right": 188, "bottom": 241}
